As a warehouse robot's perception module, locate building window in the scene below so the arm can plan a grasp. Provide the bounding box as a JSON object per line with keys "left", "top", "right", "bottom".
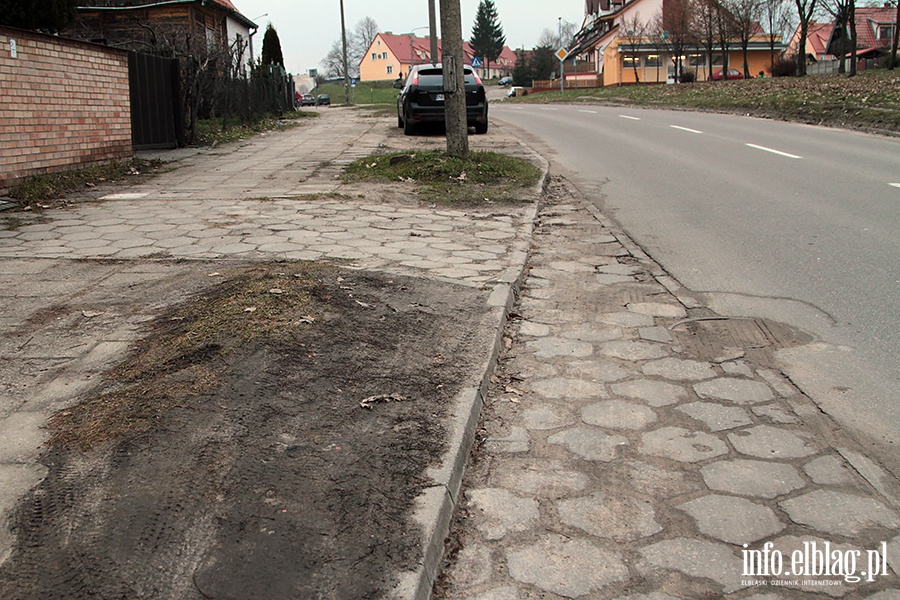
{"left": 689, "top": 54, "right": 706, "bottom": 67}
{"left": 387, "top": 65, "right": 393, "bottom": 74}
{"left": 712, "top": 54, "right": 725, "bottom": 66}
{"left": 877, "top": 25, "right": 894, "bottom": 40}
{"left": 645, "top": 54, "right": 661, "bottom": 67}
{"left": 372, "top": 52, "right": 377, "bottom": 60}
{"left": 623, "top": 56, "right": 641, "bottom": 68}
{"left": 382, "top": 52, "right": 388, "bottom": 59}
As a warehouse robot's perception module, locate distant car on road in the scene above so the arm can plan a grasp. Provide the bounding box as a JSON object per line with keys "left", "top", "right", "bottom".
{"left": 316, "top": 94, "right": 331, "bottom": 106}
{"left": 712, "top": 68, "right": 745, "bottom": 80}
{"left": 506, "top": 86, "right": 528, "bottom": 97}
{"left": 299, "top": 93, "right": 316, "bottom": 106}
{"left": 395, "top": 63, "right": 488, "bottom": 135}
{"left": 498, "top": 76, "right": 513, "bottom": 86}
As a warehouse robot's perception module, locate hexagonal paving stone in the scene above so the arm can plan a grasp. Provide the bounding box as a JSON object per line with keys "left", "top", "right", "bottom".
{"left": 640, "top": 426, "right": 728, "bottom": 462}
{"left": 641, "top": 357, "right": 717, "bottom": 381}
{"left": 677, "top": 494, "right": 785, "bottom": 544}
{"left": 638, "top": 538, "right": 746, "bottom": 593}
{"left": 676, "top": 402, "right": 752, "bottom": 432}
{"left": 779, "top": 490, "right": 900, "bottom": 537}
{"left": 522, "top": 405, "right": 576, "bottom": 430}
{"left": 531, "top": 378, "right": 607, "bottom": 400}
{"left": 701, "top": 459, "right": 805, "bottom": 499}
{"left": 506, "top": 534, "right": 628, "bottom": 597}
{"left": 694, "top": 378, "right": 774, "bottom": 404}
{"left": 581, "top": 400, "right": 657, "bottom": 430}
{"left": 728, "top": 425, "right": 816, "bottom": 459}
{"left": 526, "top": 337, "right": 593, "bottom": 359}
{"left": 598, "top": 340, "right": 669, "bottom": 361}
{"left": 558, "top": 492, "right": 662, "bottom": 541}
{"left": 803, "top": 455, "right": 855, "bottom": 485}
{"left": 611, "top": 379, "right": 689, "bottom": 407}
{"left": 467, "top": 488, "right": 540, "bottom": 540}
{"left": 627, "top": 302, "right": 687, "bottom": 318}
{"left": 548, "top": 426, "right": 629, "bottom": 462}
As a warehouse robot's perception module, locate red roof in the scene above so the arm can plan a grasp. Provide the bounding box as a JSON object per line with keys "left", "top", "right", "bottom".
{"left": 373, "top": 32, "right": 516, "bottom": 70}
{"left": 855, "top": 5, "right": 896, "bottom": 50}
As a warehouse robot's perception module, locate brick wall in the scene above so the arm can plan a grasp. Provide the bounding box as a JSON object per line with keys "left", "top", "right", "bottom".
{"left": 0, "top": 27, "right": 132, "bottom": 191}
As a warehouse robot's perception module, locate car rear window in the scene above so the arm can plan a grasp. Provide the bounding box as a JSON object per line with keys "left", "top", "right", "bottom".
{"left": 415, "top": 68, "right": 479, "bottom": 86}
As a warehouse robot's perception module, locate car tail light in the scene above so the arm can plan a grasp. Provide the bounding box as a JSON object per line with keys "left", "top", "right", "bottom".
{"left": 473, "top": 72, "right": 482, "bottom": 85}
{"left": 411, "top": 71, "right": 419, "bottom": 86}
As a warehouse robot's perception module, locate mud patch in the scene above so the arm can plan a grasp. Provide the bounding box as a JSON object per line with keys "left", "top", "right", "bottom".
{"left": 0, "top": 262, "right": 490, "bottom": 599}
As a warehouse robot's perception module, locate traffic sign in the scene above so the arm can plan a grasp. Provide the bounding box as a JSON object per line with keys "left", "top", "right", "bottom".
{"left": 472, "top": 57, "right": 483, "bottom": 67}
{"left": 555, "top": 48, "right": 569, "bottom": 61}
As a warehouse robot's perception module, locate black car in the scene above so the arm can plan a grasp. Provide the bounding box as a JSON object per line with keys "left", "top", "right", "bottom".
{"left": 395, "top": 64, "right": 488, "bottom": 135}
{"left": 316, "top": 94, "right": 331, "bottom": 106}
{"left": 299, "top": 93, "right": 316, "bottom": 106}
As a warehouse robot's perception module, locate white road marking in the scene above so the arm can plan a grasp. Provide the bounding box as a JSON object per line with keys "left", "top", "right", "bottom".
{"left": 619, "top": 115, "right": 641, "bottom": 120}
{"left": 889, "top": 183, "right": 900, "bottom": 189}
{"left": 541, "top": 107, "right": 558, "bottom": 111}
{"left": 579, "top": 109, "right": 598, "bottom": 114}
{"left": 671, "top": 125, "right": 703, "bottom": 134}
{"left": 746, "top": 143, "right": 802, "bottom": 159}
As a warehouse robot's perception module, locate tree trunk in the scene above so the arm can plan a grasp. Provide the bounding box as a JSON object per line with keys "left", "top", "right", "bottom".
{"left": 439, "top": 0, "right": 469, "bottom": 158}
{"left": 891, "top": 0, "right": 899, "bottom": 69}
{"left": 849, "top": 0, "right": 857, "bottom": 76}
{"left": 339, "top": 0, "right": 350, "bottom": 104}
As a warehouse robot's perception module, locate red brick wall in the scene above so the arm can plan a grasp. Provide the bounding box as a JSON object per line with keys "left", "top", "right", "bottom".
{"left": 0, "top": 27, "right": 132, "bottom": 191}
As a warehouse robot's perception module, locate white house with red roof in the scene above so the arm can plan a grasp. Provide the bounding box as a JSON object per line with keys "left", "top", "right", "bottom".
{"left": 359, "top": 32, "right": 516, "bottom": 81}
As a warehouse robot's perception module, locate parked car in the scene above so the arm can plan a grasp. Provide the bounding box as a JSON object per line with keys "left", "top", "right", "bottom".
{"left": 299, "top": 93, "right": 316, "bottom": 106}
{"left": 506, "top": 86, "right": 528, "bottom": 97}
{"left": 498, "top": 76, "right": 513, "bottom": 86}
{"left": 395, "top": 64, "right": 488, "bottom": 135}
{"left": 712, "top": 68, "right": 744, "bottom": 80}
{"left": 316, "top": 94, "right": 331, "bottom": 106}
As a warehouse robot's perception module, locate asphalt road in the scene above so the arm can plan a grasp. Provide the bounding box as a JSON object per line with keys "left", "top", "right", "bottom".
{"left": 493, "top": 103, "right": 900, "bottom": 475}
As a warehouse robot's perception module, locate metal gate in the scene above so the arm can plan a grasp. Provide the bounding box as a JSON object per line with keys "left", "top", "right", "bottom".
{"left": 128, "top": 52, "right": 183, "bottom": 150}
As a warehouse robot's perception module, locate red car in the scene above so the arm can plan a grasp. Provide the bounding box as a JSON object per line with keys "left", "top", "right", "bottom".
{"left": 712, "top": 68, "right": 745, "bottom": 80}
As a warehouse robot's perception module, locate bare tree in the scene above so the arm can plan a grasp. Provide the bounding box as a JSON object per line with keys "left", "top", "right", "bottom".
{"left": 694, "top": 0, "right": 720, "bottom": 79}
{"left": 823, "top": 0, "right": 856, "bottom": 74}
{"left": 714, "top": 0, "right": 737, "bottom": 77}
{"left": 729, "top": 0, "right": 763, "bottom": 77}
{"left": 621, "top": 13, "right": 648, "bottom": 83}
{"left": 536, "top": 19, "right": 577, "bottom": 49}
{"left": 349, "top": 16, "right": 379, "bottom": 74}
{"left": 762, "top": 0, "right": 794, "bottom": 73}
{"left": 891, "top": 0, "right": 899, "bottom": 69}
{"left": 655, "top": 0, "right": 695, "bottom": 83}
{"left": 792, "top": 0, "right": 819, "bottom": 75}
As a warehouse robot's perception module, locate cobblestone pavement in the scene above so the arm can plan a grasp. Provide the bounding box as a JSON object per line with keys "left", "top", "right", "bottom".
{"left": 438, "top": 178, "right": 900, "bottom": 599}
{"left": 0, "top": 109, "right": 538, "bottom": 286}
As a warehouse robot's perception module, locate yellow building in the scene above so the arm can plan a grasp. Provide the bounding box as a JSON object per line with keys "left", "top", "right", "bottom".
{"left": 359, "top": 32, "right": 517, "bottom": 81}
{"left": 569, "top": 0, "right": 782, "bottom": 86}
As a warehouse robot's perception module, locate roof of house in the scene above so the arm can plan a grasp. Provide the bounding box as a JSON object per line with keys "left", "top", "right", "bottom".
{"left": 77, "top": 0, "right": 257, "bottom": 28}
{"left": 806, "top": 22, "right": 833, "bottom": 57}
{"left": 372, "top": 32, "right": 517, "bottom": 69}
{"left": 855, "top": 5, "right": 896, "bottom": 49}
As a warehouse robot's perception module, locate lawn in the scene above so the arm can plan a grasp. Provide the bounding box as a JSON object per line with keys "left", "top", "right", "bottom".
{"left": 315, "top": 80, "right": 401, "bottom": 106}
{"left": 510, "top": 69, "right": 900, "bottom": 133}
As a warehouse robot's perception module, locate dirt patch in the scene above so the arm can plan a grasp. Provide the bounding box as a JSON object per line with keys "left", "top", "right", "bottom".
{"left": 0, "top": 262, "right": 491, "bottom": 599}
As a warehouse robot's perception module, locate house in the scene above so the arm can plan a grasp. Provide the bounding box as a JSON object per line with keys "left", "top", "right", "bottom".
{"left": 64, "top": 0, "right": 258, "bottom": 73}
{"left": 786, "top": 22, "right": 837, "bottom": 63}
{"left": 833, "top": 3, "right": 896, "bottom": 61}
{"left": 569, "top": 0, "right": 781, "bottom": 86}
{"left": 358, "top": 32, "right": 516, "bottom": 81}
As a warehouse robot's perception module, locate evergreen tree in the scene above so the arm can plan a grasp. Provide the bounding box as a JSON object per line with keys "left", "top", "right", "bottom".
{"left": 512, "top": 49, "right": 531, "bottom": 85}
{"left": 529, "top": 46, "right": 556, "bottom": 81}
{"left": 261, "top": 23, "right": 284, "bottom": 67}
{"left": 0, "top": 0, "right": 76, "bottom": 32}
{"left": 469, "top": 0, "right": 506, "bottom": 69}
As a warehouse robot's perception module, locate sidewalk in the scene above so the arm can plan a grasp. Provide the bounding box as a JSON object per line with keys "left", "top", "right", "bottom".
{"left": 437, "top": 176, "right": 900, "bottom": 599}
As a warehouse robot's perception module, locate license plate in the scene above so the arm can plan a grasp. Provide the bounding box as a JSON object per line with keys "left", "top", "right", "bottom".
{"left": 435, "top": 93, "right": 444, "bottom": 101}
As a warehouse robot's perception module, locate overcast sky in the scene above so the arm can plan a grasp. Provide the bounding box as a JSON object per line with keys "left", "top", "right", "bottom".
{"left": 231, "top": 0, "right": 584, "bottom": 75}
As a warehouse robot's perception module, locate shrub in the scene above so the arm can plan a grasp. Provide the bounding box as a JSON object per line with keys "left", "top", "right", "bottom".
{"left": 771, "top": 57, "right": 797, "bottom": 77}
{"left": 680, "top": 71, "right": 696, "bottom": 83}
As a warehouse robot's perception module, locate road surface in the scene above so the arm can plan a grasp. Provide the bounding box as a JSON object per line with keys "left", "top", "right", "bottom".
{"left": 494, "top": 103, "right": 900, "bottom": 475}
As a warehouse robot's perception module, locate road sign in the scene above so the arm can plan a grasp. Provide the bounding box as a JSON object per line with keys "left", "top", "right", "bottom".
{"left": 471, "top": 57, "right": 482, "bottom": 67}
{"left": 555, "top": 48, "right": 569, "bottom": 61}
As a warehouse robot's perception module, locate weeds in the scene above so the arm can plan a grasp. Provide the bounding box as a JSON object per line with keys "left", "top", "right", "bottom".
{"left": 343, "top": 150, "right": 541, "bottom": 205}
{"left": 9, "top": 158, "right": 163, "bottom": 204}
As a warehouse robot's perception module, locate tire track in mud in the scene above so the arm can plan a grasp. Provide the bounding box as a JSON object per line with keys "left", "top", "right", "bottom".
{"left": 0, "top": 268, "right": 491, "bottom": 599}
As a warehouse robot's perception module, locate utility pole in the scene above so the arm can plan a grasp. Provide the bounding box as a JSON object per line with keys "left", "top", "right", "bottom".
{"left": 439, "top": 0, "right": 468, "bottom": 158}
{"left": 339, "top": 0, "right": 350, "bottom": 104}
{"left": 428, "top": 0, "right": 439, "bottom": 63}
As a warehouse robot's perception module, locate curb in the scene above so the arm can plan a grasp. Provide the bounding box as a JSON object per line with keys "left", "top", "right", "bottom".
{"left": 392, "top": 195, "right": 543, "bottom": 600}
